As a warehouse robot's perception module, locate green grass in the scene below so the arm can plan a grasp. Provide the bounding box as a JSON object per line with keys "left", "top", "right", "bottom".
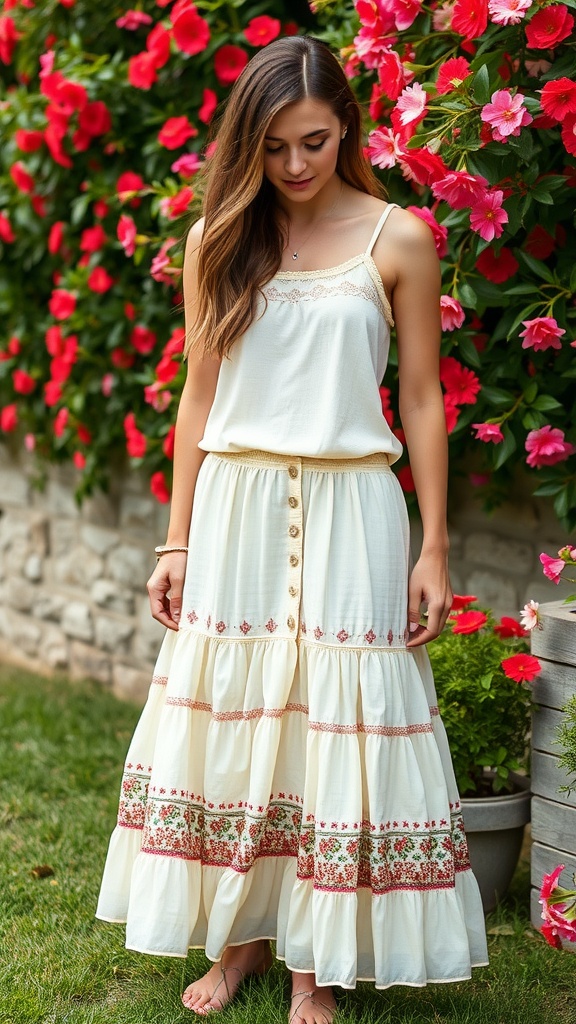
{"left": 1, "top": 665, "right": 575, "bottom": 1024}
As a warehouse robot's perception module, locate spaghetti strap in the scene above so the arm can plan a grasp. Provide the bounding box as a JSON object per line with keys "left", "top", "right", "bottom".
{"left": 365, "top": 203, "right": 399, "bottom": 256}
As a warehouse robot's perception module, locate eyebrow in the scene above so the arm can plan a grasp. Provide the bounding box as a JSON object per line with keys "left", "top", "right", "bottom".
{"left": 264, "top": 128, "right": 330, "bottom": 141}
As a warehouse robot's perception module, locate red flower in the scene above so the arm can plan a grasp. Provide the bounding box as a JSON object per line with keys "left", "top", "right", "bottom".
{"left": 436, "top": 57, "right": 471, "bottom": 94}
{"left": 452, "top": 0, "right": 488, "bottom": 39}
{"left": 48, "top": 288, "right": 76, "bottom": 320}
{"left": 451, "top": 610, "right": 488, "bottom": 633}
{"left": 0, "top": 211, "right": 15, "bottom": 243}
{"left": 494, "top": 616, "right": 528, "bottom": 638}
{"left": 198, "top": 88, "right": 218, "bottom": 124}
{"left": 130, "top": 325, "right": 157, "bottom": 354}
{"left": 525, "top": 225, "right": 556, "bottom": 260}
{"left": 172, "top": 7, "right": 210, "bottom": 56}
{"left": 0, "top": 404, "right": 18, "bottom": 432}
{"left": 214, "top": 45, "right": 249, "bottom": 86}
{"left": 124, "top": 412, "right": 147, "bottom": 458}
{"left": 44, "top": 382, "right": 62, "bottom": 407}
{"left": 244, "top": 15, "right": 281, "bottom": 47}
{"left": 116, "top": 171, "right": 145, "bottom": 205}
{"left": 406, "top": 205, "right": 448, "bottom": 258}
{"left": 73, "top": 451, "right": 86, "bottom": 470}
{"left": 111, "top": 347, "right": 135, "bottom": 370}
{"left": 377, "top": 49, "right": 407, "bottom": 102}
{"left": 78, "top": 100, "right": 112, "bottom": 137}
{"left": 561, "top": 113, "right": 576, "bottom": 157}
{"left": 162, "top": 424, "right": 176, "bottom": 460}
{"left": 15, "top": 128, "right": 44, "bottom": 152}
{"left": 77, "top": 423, "right": 92, "bottom": 444}
{"left": 396, "top": 464, "right": 415, "bottom": 492}
{"left": 128, "top": 51, "right": 157, "bottom": 89}
{"left": 525, "top": 4, "right": 574, "bottom": 49}
{"left": 54, "top": 407, "right": 69, "bottom": 437}
{"left": 540, "top": 77, "right": 576, "bottom": 121}
{"left": 158, "top": 115, "right": 198, "bottom": 150}
{"left": 440, "top": 356, "right": 481, "bottom": 404}
{"left": 400, "top": 147, "right": 449, "bottom": 186}
{"left": 10, "top": 160, "right": 35, "bottom": 193}
{"left": 432, "top": 170, "right": 488, "bottom": 209}
{"left": 501, "top": 653, "right": 541, "bottom": 683}
{"left": 451, "top": 594, "right": 478, "bottom": 610}
{"left": 444, "top": 394, "right": 460, "bottom": 433}
{"left": 155, "top": 353, "right": 180, "bottom": 384}
{"left": 80, "top": 225, "right": 106, "bottom": 252}
{"left": 150, "top": 470, "right": 170, "bottom": 503}
{"left": 48, "top": 221, "right": 65, "bottom": 255}
{"left": 12, "top": 369, "right": 36, "bottom": 394}
{"left": 88, "top": 267, "right": 114, "bottom": 293}
{"left": 146, "top": 22, "right": 171, "bottom": 69}
{"left": 0, "top": 15, "right": 21, "bottom": 65}
{"left": 475, "top": 246, "right": 519, "bottom": 283}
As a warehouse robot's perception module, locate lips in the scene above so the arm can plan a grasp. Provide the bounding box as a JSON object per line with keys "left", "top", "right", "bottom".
{"left": 283, "top": 177, "right": 314, "bottom": 191}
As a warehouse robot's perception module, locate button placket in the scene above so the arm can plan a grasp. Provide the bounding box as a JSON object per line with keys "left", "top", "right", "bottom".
{"left": 287, "top": 461, "right": 303, "bottom": 633}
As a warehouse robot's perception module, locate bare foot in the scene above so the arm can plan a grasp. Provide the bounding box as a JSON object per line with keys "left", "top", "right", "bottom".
{"left": 290, "top": 971, "right": 336, "bottom": 1024}
{"left": 182, "top": 939, "right": 271, "bottom": 1015}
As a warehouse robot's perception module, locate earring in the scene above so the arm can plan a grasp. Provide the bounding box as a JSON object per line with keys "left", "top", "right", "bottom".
{"left": 341, "top": 128, "right": 348, "bottom": 140}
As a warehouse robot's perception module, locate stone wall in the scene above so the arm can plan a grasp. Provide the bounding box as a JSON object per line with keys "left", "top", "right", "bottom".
{"left": 0, "top": 445, "right": 567, "bottom": 704}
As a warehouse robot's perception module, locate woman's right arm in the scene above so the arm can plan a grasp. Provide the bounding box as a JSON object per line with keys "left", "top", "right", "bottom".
{"left": 147, "top": 218, "right": 221, "bottom": 631}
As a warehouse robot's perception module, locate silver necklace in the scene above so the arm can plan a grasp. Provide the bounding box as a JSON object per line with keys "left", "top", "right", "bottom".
{"left": 287, "top": 181, "right": 343, "bottom": 260}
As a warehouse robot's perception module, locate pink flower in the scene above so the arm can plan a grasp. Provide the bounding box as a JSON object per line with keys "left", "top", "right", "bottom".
{"left": 488, "top": 0, "right": 531, "bottom": 24}
{"left": 440, "top": 295, "right": 465, "bottom": 331}
{"left": 501, "top": 653, "right": 541, "bottom": 683}
{"left": 520, "top": 600, "right": 540, "bottom": 631}
{"left": 388, "top": 0, "right": 424, "bottom": 30}
{"left": 395, "top": 82, "right": 428, "bottom": 126}
{"left": 432, "top": 170, "right": 488, "bottom": 209}
{"left": 436, "top": 57, "right": 471, "bottom": 94}
{"left": 480, "top": 90, "right": 532, "bottom": 142}
{"left": 367, "top": 126, "right": 404, "bottom": 169}
{"left": 406, "top": 205, "right": 448, "bottom": 258}
{"left": 526, "top": 425, "right": 575, "bottom": 468}
{"left": 117, "top": 214, "right": 137, "bottom": 257}
{"left": 519, "top": 316, "right": 565, "bottom": 352}
{"left": 377, "top": 48, "right": 411, "bottom": 102}
{"left": 472, "top": 422, "right": 504, "bottom": 443}
{"left": 540, "top": 553, "right": 568, "bottom": 583}
{"left": 469, "top": 189, "right": 508, "bottom": 241}
{"left": 171, "top": 153, "right": 203, "bottom": 178}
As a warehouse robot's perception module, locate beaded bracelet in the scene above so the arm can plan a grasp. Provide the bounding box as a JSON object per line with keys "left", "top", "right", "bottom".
{"left": 154, "top": 545, "right": 189, "bottom": 560}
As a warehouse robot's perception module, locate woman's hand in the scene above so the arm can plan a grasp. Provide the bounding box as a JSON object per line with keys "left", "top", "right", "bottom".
{"left": 406, "top": 550, "right": 453, "bottom": 648}
{"left": 147, "top": 552, "right": 188, "bottom": 631}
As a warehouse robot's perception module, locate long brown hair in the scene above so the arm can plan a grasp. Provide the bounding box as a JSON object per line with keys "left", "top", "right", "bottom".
{"left": 187, "top": 36, "right": 386, "bottom": 360}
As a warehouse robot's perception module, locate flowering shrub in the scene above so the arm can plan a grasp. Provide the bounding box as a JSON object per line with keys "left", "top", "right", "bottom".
{"left": 316, "top": 0, "right": 576, "bottom": 530}
{"left": 428, "top": 594, "right": 541, "bottom": 795}
{"left": 0, "top": 0, "right": 303, "bottom": 501}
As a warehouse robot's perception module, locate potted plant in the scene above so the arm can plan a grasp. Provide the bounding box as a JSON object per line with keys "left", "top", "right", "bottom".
{"left": 428, "top": 596, "right": 542, "bottom": 912}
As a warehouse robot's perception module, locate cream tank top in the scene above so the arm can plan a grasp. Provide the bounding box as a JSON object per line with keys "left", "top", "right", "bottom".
{"left": 198, "top": 203, "right": 403, "bottom": 464}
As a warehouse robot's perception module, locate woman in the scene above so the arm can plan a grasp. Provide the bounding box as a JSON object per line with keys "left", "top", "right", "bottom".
{"left": 96, "top": 35, "right": 488, "bottom": 1024}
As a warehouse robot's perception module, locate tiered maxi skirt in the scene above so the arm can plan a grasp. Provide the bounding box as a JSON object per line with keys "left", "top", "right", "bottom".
{"left": 96, "top": 450, "right": 489, "bottom": 989}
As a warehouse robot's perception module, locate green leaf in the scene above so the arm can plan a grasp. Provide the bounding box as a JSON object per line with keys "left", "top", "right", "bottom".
{"left": 472, "top": 64, "right": 491, "bottom": 106}
{"left": 457, "top": 281, "right": 477, "bottom": 308}
{"left": 532, "top": 395, "right": 563, "bottom": 412}
{"left": 518, "top": 251, "right": 555, "bottom": 284}
{"left": 457, "top": 335, "right": 482, "bottom": 368}
{"left": 533, "top": 190, "right": 554, "bottom": 205}
{"left": 493, "top": 424, "right": 517, "bottom": 470}
{"left": 523, "top": 381, "right": 538, "bottom": 404}
{"left": 533, "top": 482, "right": 564, "bottom": 497}
{"left": 480, "top": 672, "right": 493, "bottom": 690}
{"left": 522, "top": 410, "right": 546, "bottom": 430}
{"left": 482, "top": 385, "right": 515, "bottom": 406}
{"left": 554, "top": 489, "right": 570, "bottom": 519}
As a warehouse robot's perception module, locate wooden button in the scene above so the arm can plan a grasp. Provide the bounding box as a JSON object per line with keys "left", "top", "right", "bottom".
{"left": 288, "top": 466, "right": 298, "bottom": 479}
{"left": 287, "top": 616, "right": 296, "bottom": 630}
{"left": 289, "top": 525, "right": 300, "bottom": 538}
{"left": 289, "top": 555, "right": 299, "bottom": 567}
{"left": 289, "top": 586, "right": 298, "bottom": 597}
{"left": 288, "top": 496, "right": 298, "bottom": 508}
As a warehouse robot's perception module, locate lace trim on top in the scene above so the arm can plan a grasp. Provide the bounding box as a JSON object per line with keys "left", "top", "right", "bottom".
{"left": 271, "top": 254, "right": 394, "bottom": 328}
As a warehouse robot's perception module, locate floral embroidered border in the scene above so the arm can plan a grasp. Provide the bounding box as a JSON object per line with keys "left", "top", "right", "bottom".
{"left": 117, "top": 774, "right": 470, "bottom": 895}
{"left": 183, "top": 608, "right": 409, "bottom": 648}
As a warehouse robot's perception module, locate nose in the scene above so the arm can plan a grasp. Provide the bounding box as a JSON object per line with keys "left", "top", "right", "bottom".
{"left": 285, "top": 147, "right": 307, "bottom": 178}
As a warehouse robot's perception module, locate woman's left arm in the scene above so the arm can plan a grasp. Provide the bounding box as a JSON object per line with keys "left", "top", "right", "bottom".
{"left": 374, "top": 210, "right": 452, "bottom": 647}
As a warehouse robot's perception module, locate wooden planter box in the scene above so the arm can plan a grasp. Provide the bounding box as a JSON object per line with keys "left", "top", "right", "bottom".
{"left": 530, "top": 600, "right": 576, "bottom": 948}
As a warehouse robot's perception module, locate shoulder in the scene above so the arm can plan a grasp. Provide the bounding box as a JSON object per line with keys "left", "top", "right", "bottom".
{"left": 384, "top": 205, "right": 436, "bottom": 250}
{"left": 184, "top": 216, "right": 205, "bottom": 261}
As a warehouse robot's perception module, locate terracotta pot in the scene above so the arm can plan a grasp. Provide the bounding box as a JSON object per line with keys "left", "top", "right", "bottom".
{"left": 461, "top": 773, "right": 531, "bottom": 914}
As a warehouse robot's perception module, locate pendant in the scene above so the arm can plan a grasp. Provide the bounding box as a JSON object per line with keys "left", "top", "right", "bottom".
{"left": 292, "top": 252, "right": 298, "bottom": 260}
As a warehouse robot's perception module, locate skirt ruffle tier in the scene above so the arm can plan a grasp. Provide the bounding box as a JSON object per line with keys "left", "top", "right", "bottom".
{"left": 96, "top": 451, "right": 488, "bottom": 989}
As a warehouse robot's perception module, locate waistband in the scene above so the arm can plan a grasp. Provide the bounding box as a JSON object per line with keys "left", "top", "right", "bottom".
{"left": 210, "top": 449, "right": 391, "bottom": 472}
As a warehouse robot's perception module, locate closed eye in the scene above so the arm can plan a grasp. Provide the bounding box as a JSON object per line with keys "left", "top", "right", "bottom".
{"left": 264, "top": 140, "right": 328, "bottom": 154}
